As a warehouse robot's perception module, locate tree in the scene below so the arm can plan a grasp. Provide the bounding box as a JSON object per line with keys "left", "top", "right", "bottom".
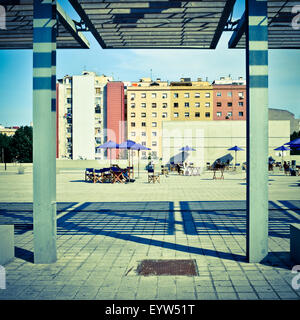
{"left": 0, "top": 133, "right": 13, "bottom": 163}
{"left": 9, "top": 126, "right": 33, "bottom": 163}
{"left": 290, "top": 131, "right": 300, "bottom": 155}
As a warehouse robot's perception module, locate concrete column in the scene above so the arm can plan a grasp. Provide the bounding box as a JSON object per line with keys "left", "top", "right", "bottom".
{"left": 33, "top": 0, "right": 57, "bottom": 263}
{"left": 245, "top": 0, "right": 269, "bottom": 262}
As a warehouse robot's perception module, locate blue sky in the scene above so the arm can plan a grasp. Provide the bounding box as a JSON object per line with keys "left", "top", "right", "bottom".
{"left": 0, "top": 0, "right": 299, "bottom": 127}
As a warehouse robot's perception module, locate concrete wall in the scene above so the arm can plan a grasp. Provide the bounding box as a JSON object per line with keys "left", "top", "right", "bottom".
{"left": 162, "top": 120, "right": 290, "bottom": 166}
{"left": 72, "top": 75, "right": 95, "bottom": 160}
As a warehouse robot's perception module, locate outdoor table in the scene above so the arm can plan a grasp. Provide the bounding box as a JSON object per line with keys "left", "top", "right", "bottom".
{"left": 213, "top": 169, "right": 224, "bottom": 180}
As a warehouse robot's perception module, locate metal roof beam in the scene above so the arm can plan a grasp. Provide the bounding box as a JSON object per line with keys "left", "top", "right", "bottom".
{"left": 210, "top": 0, "right": 236, "bottom": 48}
{"left": 228, "top": 11, "right": 246, "bottom": 48}
{"left": 56, "top": 2, "right": 90, "bottom": 49}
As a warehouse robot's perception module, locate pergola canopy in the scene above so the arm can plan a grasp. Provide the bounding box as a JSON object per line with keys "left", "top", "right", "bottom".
{"left": 229, "top": 1, "right": 300, "bottom": 49}
{"left": 0, "top": 0, "right": 89, "bottom": 49}
{"left": 69, "top": 0, "right": 236, "bottom": 49}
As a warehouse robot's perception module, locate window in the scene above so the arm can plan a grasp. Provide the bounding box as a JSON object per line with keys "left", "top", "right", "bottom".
{"left": 152, "top": 112, "right": 157, "bottom": 118}
{"left": 184, "top": 93, "right": 189, "bottom": 98}
{"left": 173, "top": 102, "right": 179, "bottom": 108}
{"left": 131, "top": 132, "right": 136, "bottom": 137}
{"left": 141, "top": 112, "right": 146, "bottom": 118}
{"left": 184, "top": 112, "right": 189, "bottom": 118}
{"left": 205, "top": 112, "right": 210, "bottom": 118}
{"left": 185, "top": 102, "right": 189, "bottom": 107}
{"left": 152, "top": 151, "right": 158, "bottom": 159}
{"left": 152, "top": 122, "right": 157, "bottom": 127}
{"left": 67, "top": 127, "right": 71, "bottom": 133}
{"left": 67, "top": 98, "right": 72, "bottom": 104}
{"left": 238, "top": 102, "right": 244, "bottom": 107}
{"left": 227, "top": 102, "right": 232, "bottom": 107}
{"left": 67, "top": 118, "right": 72, "bottom": 124}
{"left": 142, "top": 122, "right": 146, "bottom": 127}
{"left": 142, "top": 151, "right": 147, "bottom": 158}
{"left": 205, "top": 92, "right": 210, "bottom": 98}
{"left": 174, "top": 112, "right": 179, "bottom": 118}
{"left": 141, "top": 103, "right": 146, "bottom": 108}
{"left": 227, "top": 91, "right": 232, "bottom": 97}
{"left": 217, "top": 92, "right": 221, "bottom": 97}
{"left": 195, "top": 102, "right": 200, "bottom": 108}
{"left": 217, "top": 112, "right": 222, "bottom": 117}
{"left": 195, "top": 93, "right": 200, "bottom": 98}
{"left": 152, "top": 141, "right": 157, "bottom": 147}
{"left": 142, "top": 132, "right": 146, "bottom": 136}
{"left": 66, "top": 88, "right": 71, "bottom": 95}
{"left": 131, "top": 122, "right": 135, "bottom": 127}
{"left": 227, "top": 112, "right": 232, "bottom": 117}
{"left": 205, "top": 102, "right": 210, "bottom": 107}
{"left": 131, "top": 112, "right": 135, "bottom": 118}
{"left": 174, "top": 93, "right": 178, "bottom": 98}
{"left": 162, "top": 103, "right": 167, "bottom": 108}
{"left": 131, "top": 103, "right": 135, "bottom": 108}
{"left": 239, "top": 111, "right": 244, "bottom": 117}
{"left": 238, "top": 92, "right": 244, "bottom": 98}
{"left": 95, "top": 88, "right": 101, "bottom": 94}
{"left": 162, "top": 93, "right": 167, "bottom": 99}
{"left": 195, "top": 112, "right": 200, "bottom": 118}
{"left": 152, "top": 93, "right": 157, "bottom": 98}
{"left": 162, "top": 112, "right": 168, "bottom": 118}
{"left": 95, "top": 97, "right": 101, "bottom": 104}
{"left": 152, "top": 132, "right": 157, "bottom": 137}
{"left": 142, "top": 141, "right": 146, "bottom": 146}
{"left": 130, "top": 93, "right": 135, "bottom": 100}
{"left": 217, "top": 102, "right": 222, "bottom": 107}
{"left": 141, "top": 93, "right": 146, "bottom": 98}
{"left": 152, "top": 103, "right": 157, "bottom": 108}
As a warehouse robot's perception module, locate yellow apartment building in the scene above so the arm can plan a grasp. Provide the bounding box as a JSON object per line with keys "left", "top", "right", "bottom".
{"left": 127, "top": 78, "right": 170, "bottom": 159}
{"left": 170, "top": 78, "right": 213, "bottom": 121}
{"left": 126, "top": 77, "right": 213, "bottom": 159}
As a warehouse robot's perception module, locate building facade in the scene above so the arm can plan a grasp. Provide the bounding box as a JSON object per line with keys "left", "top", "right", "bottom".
{"left": 212, "top": 77, "right": 247, "bottom": 121}
{"left": 56, "top": 71, "right": 113, "bottom": 160}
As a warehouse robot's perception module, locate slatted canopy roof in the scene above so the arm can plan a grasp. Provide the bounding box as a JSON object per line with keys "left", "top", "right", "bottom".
{"left": 229, "top": 1, "right": 300, "bottom": 49}
{"left": 68, "top": 0, "right": 236, "bottom": 49}
{"left": 0, "top": 0, "right": 89, "bottom": 49}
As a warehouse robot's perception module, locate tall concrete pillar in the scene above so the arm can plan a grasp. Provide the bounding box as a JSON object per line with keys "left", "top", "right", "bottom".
{"left": 245, "top": 0, "right": 269, "bottom": 262}
{"left": 33, "top": 0, "right": 57, "bottom": 263}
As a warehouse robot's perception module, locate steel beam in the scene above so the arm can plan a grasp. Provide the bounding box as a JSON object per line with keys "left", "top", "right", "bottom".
{"left": 245, "top": 0, "right": 269, "bottom": 263}
{"left": 33, "top": 0, "right": 57, "bottom": 264}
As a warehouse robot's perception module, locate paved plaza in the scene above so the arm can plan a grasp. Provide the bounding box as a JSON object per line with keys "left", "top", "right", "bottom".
{"left": 0, "top": 165, "right": 299, "bottom": 300}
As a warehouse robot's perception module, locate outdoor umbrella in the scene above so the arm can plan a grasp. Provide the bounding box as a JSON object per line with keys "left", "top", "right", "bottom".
{"left": 118, "top": 139, "right": 137, "bottom": 175}
{"left": 96, "top": 140, "right": 119, "bottom": 166}
{"left": 274, "top": 145, "right": 290, "bottom": 165}
{"left": 228, "top": 145, "right": 244, "bottom": 166}
{"left": 131, "top": 143, "right": 151, "bottom": 178}
{"left": 284, "top": 137, "right": 300, "bottom": 147}
{"left": 179, "top": 145, "right": 196, "bottom": 163}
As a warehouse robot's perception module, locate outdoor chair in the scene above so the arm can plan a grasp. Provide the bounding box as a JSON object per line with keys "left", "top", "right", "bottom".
{"left": 85, "top": 168, "right": 94, "bottom": 182}
{"left": 111, "top": 167, "right": 126, "bottom": 183}
{"left": 148, "top": 168, "right": 160, "bottom": 183}
{"left": 93, "top": 168, "right": 112, "bottom": 183}
{"left": 161, "top": 165, "right": 169, "bottom": 177}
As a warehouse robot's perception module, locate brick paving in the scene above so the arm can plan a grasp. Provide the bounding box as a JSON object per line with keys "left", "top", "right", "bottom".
{"left": 0, "top": 169, "right": 299, "bottom": 300}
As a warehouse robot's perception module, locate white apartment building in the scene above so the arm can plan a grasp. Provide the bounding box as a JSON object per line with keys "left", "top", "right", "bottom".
{"left": 57, "top": 71, "right": 113, "bottom": 160}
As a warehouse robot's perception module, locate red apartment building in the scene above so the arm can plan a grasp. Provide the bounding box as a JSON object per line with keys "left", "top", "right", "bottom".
{"left": 105, "top": 81, "right": 126, "bottom": 159}
{"left": 212, "top": 77, "right": 246, "bottom": 121}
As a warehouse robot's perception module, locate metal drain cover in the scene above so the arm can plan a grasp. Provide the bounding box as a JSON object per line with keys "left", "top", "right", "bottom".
{"left": 137, "top": 259, "right": 198, "bottom": 276}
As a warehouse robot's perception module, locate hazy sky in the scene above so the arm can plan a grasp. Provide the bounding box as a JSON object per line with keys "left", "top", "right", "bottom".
{"left": 0, "top": 0, "right": 299, "bottom": 127}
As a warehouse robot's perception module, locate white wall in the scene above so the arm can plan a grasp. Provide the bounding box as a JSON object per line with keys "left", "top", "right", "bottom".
{"left": 72, "top": 75, "right": 95, "bottom": 160}
{"left": 162, "top": 120, "right": 290, "bottom": 166}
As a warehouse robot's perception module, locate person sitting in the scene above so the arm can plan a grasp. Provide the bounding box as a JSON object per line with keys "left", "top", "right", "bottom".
{"left": 283, "top": 161, "right": 290, "bottom": 175}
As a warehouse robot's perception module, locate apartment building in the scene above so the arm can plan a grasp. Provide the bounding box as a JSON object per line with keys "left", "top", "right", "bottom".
{"left": 169, "top": 78, "right": 213, "bottom": 121}
{"left": 56, "top": 71, "right": 113, "bottom": 160}
{"left": 212, "top": 76, "right": 247, "bottom": 120}
{"left": 126, "top": 78, "right": 171, "bottom": 159}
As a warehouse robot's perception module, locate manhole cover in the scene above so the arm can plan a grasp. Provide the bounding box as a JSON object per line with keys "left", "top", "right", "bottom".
{"left": 136, "top": 259, "right": 198, "bottom": 276}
